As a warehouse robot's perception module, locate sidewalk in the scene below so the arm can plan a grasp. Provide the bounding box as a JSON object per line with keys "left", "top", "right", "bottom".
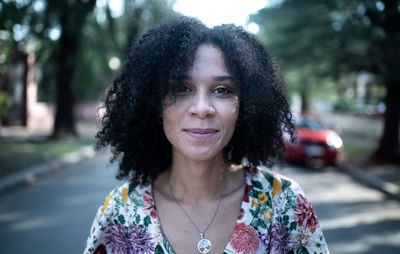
{"left": 338, "top": 163, "right": 400, "bottom": 201}
{"left": 0, "top": 121, "right": 98, "bottom": 194}
{"left": 317, "top": 112, "right": 400, "bottom": 200}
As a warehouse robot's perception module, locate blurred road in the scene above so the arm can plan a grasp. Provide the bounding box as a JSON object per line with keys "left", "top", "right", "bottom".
{"left": 283, "top": 165, "right": 400, "bottom": 254}
{"left": 0, "top": 153, "right": 399, "bottom": 254}
{"left": 0, "top": 152, "right": 119, "bottom": 254}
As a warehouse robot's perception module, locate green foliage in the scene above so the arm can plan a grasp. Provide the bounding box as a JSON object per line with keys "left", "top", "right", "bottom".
{"left": 74, "top": 0, "right": 178, "bottom": 101}
{"left": 342, "top": 143, "right": 374, "bottom": 160}
{"left": 251, "top": 0, "right": 400, "bottom": 104}
{"left": 1, "top": 0, "right": 178, "bottom": 102}
{"left": 0, "top": 91, "right": 9, "bottom": 118}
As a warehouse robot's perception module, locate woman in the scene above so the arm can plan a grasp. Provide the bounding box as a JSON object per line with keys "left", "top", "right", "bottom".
{"left": 84, "top": 17, "right": 329, "bottom": 254}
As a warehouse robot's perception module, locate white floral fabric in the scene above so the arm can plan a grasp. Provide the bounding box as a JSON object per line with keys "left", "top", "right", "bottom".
{"left": 84, "top": 167, "right": 329, "bottom": 254}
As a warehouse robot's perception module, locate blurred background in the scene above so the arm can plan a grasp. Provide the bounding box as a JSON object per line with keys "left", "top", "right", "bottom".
{"left": 0, "top": 0, "right": 399, "bottom": 253}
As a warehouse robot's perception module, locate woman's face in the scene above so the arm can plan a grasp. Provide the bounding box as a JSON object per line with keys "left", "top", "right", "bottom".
{"left": 162, "top": 44, "right": 239, "bottom": 162}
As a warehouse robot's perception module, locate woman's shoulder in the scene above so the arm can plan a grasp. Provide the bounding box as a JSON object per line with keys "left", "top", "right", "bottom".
{"left": 244, "top": 166, "right": 304, "bottom": 198}
{"left": 99, "top": 179, "right": 152, "bottom": 214}
{"left": 108, "top": 179, "right": 152, "bottom": 201}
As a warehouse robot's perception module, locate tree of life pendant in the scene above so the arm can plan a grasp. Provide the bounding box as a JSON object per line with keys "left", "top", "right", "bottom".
{"left": 197, "top": 233, "right": 212, "bottom": 254}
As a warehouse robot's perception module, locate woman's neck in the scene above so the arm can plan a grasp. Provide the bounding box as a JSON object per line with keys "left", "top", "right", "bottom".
{"left": 167, "top": 152, "right": 243, "bottom": 203}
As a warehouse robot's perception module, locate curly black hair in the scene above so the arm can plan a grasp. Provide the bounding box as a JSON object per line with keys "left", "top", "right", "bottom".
{"left": 96, "top": 16, "right": 295, "bottom": 181}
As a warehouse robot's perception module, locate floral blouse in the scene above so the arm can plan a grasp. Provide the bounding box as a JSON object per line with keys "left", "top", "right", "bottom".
{"left": 84, "top": 168, "right": 329, "bottom": 254}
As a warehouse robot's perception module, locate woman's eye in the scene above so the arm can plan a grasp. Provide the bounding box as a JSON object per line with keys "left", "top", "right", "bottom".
{"left": 213, "top": 87, "right": 232, "bottom": 95}
{"left": 174, "top": 84, "right": 191, "bottom": 94}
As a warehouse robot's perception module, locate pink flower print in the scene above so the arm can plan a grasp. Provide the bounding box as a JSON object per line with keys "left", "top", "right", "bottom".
{"left": 143, "top": 190, "right": 157, "bottom": 219}
{"left": 238, "top": 208, "right": 245, "bottom": 220}
{"left": 293, "top": 228, "right": 311, "bottom": 247}
{"left": 231, "top": 223, "right": 260, "bottom": 254}
{"left": 293, "top": 194, "right": 319, "bottom": 233}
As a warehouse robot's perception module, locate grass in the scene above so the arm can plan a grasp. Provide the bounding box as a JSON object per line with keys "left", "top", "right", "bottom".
{"left": 341, "top": 142, "right": 374, "bottom": 162}
{"left": 0, "top": 139, "right": 95, "bottom": 178}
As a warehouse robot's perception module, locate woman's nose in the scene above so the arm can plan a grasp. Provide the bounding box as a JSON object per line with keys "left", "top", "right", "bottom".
{"left": 188, "top": 92, "right": 215, "bottom": 118}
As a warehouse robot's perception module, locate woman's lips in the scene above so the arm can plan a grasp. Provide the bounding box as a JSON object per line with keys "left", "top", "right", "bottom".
{"left": 184, "top": 128, "right": 218, "bottom": 140}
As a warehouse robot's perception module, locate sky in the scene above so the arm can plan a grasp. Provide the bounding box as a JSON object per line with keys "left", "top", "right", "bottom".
{"left": 103, "top": 0, "right": 273, "bottom": 34}
{"left": 172, "top": 0, "right": 270, "bottom": 33}
{"left": 98, "top": 0, "right": 274, "bottom": 68}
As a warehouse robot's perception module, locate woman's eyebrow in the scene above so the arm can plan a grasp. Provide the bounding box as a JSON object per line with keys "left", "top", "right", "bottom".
{"left": 177, "top": 75, "right": 235, "bottom": 83}
{"left": 213, "top": 76, "right": 236, "bottom": 83}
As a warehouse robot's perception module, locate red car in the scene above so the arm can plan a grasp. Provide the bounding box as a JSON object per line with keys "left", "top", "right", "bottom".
{"left": 284, "top": 113, "right": 343, "bottom": 166}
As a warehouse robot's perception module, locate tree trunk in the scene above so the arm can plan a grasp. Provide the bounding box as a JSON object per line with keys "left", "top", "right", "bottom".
{"left": 125, "top": 1, "right": 145, "bottom": 51}
{"left": 300, "top": 88, "right": 309, "bottom": 112}
{"left": 372, "top": 83, "right": 400, "bottom": 162}
{"left": 52, "top": 26, "right": 78, "bottom": 138}
{"left": 51, "top": 0, "right": 96, "bottom": 139}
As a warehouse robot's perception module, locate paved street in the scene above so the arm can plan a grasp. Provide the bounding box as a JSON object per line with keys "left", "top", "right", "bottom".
{"left": 0, "top": 152, "right": 119, "bottom": 254}
{"left": 282, "top": 165, "right": 400, "bottom": 254}
{"left": 0, "top": 153, "right": 399, "bottom": 254}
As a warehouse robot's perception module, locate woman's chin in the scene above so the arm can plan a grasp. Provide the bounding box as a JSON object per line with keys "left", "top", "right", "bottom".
{"left": 179, "top": 147, "right": 223, "bottom": 162}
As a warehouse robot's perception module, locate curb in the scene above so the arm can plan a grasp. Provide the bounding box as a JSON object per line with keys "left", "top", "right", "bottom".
{"left": 337, "top": 163, "right": 400, "bottom": 201}
{"left": 0, "top": 145, "right": 96, "bottom": 194}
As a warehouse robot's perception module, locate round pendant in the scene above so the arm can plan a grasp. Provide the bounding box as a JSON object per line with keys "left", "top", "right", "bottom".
{"left": 197, "top": 238, "right": 212, "bottom": 254}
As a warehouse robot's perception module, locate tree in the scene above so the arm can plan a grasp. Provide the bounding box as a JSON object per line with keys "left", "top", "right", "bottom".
{"left": 251, "top": 0, "right": 400, "bottom": 162}
{"left": 252, "top": 1, "right": 337, "bottom": 110}
{"left": 51, "top": 0, "right": 177, "bottom": 138}
{"left": 0, "top": 0, "right": 97, "bottom": 137}
{"left": 49, "top": 0, "right": 97, "bottom": 138}
{"left": 1, "top": 0, "right": 177, "bottom": 138}
{"left": 73, "top": 0, "right": 177, "bottom": 103}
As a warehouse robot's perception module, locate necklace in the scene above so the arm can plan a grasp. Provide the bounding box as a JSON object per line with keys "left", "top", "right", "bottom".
{"left": 168, "top": 181, "right": 223, "bottom": 254}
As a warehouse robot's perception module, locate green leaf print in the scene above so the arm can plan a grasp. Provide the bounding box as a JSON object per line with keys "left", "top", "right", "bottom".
{"left": 249, "top": 189, "right": 260, "bottom": 199}
{"left": 289, "top": 221, "right": 297, "bottom": 231}
{"left": 134, "top": 198, "right": 143, "bottom": 207}
{"left": 295, "top": 245, "right": 309, "bottom": 254}
{"left": 251, "top": 180, "right": 263, "bottom": 190}
{"left": 128, "top": 181, "right": 139, "bottom": 195}
{"left": 282, "top": 215, "right": 289, "bottom": 225}
{"left": 135, "top": 215, "right": 141, "bottom": 224}
{"left": 163, "top": 238, "right": 175, "bottom": 254}
{"left": 263, "top": 171, "right": 274, "bottom": 187}
{"left": 250, "top": 218, "right": 260, "bottom": 227}
{"left": 266, "top": 198, "right": 272, "bottom": 208}
{"left": 258, "top": 219, "right": 268, "bottom": 229}
{"left": 281, "top": 178, "right": 292, "bottom": 190}
{"left": 115, "top": 199, "right": 121, "bottom": 213}
{"left": 118, "top": 215, "right": 126, "bottom": 224}
{"left": 155, "top": 244, "right": 165, "bottom": 254}
{"left": 143, "top": 215, "right": 151, "bottom": 227}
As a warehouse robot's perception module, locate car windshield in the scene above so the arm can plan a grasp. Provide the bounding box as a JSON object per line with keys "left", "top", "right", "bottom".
{"left": 296, "top": 117, "right": 326, "bottom": 130}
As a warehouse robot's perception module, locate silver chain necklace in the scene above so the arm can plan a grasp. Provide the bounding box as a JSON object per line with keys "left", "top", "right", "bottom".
{"left": 168, "top": 180, "right": 223, "bottom": 254}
